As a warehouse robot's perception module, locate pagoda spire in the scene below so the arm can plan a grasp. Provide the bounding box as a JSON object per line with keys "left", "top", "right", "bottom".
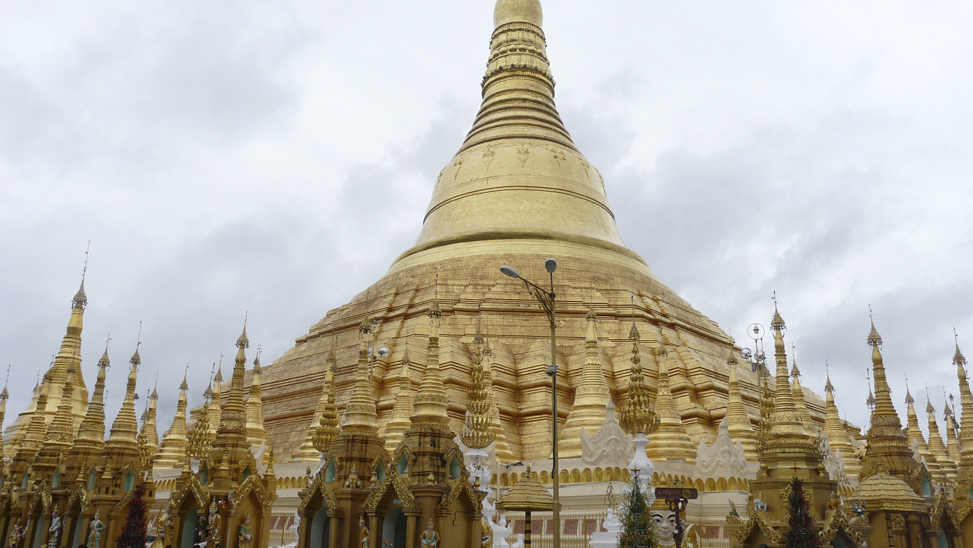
{"left": 0, "top": 369, "right": 8, "bottom": 455}
{"left": 153, "top": 369, "right": 190, "bottom": 469}
{"left": 724, "top": 349, "right": 758, "bottom": 461}
{"left": 903, "top": 378, "right": 937, "bottom": 478}
{"left": 15, "top": 370, "right": 53, "bottom": 463}
{"left": 944, "top": 398, "right": 961, "bottom": 464}
{"left": 952, "top": 332, "right": 973, "bottom": 465}
{"left": 559, "top": 308, "right": 612, "bottom": 457}
{"left": 790, "top": 347, "right": 814, "bottom": 436}
{"left": 821, "top": 364, "right": 862, "bottom": 479}
{"left": 213, "top": 320, "right": 251, "bottom": 458}
{"left": 411, "top": 301, "right": 450, "bottom": 427}
{"left": 75, "top": 344, "right": 110, "bottom": 450}
{"left": 343, "top": 319, "right": 379, "bottom": 433}
{"left": 619, "top": 322, "right": 659, "bottom": 438}
{"left": 461, "top": 322, "right": 495, "bottom": 451}
{"left": 926, "top": 389, "right": 956, "bottom": 481}
{"left": 295, "top": 344, "right": 337, "bottom": 460}
{"left": 647, "top": 342, "right": 695, "bottom": 462}
{"left": 482, "top": 339, "right": 515, "bottom": 462}
{"left": 207, "top": 357, "right": 223, "bottom": 438}
{"left": 394, "top": 0, "right": 627, "bottom": 271}
{"left": 860, "top": 315, "right": 920, "bottom": 483}
{"left": 767, "top": 305, "right": 807, "bottom": 440}
{"left": 138, "top": 382, "right": 160, "bottom": 469}
{"left": 312, "top": 350, "right": 340, "bottom": 454}
{"left": 7, "top": 273, "right": 91, "bottom": 454}
{"left": 245, "top": 347, "right": 269, "bottom": 451}
{"left": 384, "top": 349, "right": 414, "bottom": 453}
{"left": 106, "top": 342, "right": 141, "bottom": 447}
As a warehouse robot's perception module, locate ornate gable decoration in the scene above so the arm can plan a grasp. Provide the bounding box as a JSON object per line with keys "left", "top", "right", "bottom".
{"left": 818, "top": 507, "right": 865, "bottom": 547}
{"left": 364, "top": 473, "right": 415, "bottom": 510}
{"left": 230, "top": 473, "right": 273, "bottom": 515}
{"left": 580, "top": 401, "right": 635, "bottom": 468}
{"left": 439, "top": 477, "right": 481, "bottom": 512}
{"left": 171, "top": 475, "right": 208, "bottom": 511}
{"left": 694, "top": 418, "right": 748, "bottom": 479}
{"left": 68, "top": 485, "right": 89, "bottom": 512}
{"left": 110, "top": 489, "right": 135, "bottom": 516}
{"left": 297, "top": 474, "right": 337, "bottom": 512}
{"left": 732, "top": 494, "right": 783, "bottom": 545}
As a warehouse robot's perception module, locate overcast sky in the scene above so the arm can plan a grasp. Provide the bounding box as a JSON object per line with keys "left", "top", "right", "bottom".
{"left": 2, "top": 1, "right": 972, "bottom": 445}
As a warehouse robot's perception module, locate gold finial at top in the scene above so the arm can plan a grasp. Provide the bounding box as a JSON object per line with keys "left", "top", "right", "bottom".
{"left": 73, "top": 242, "right": 90, "bottom": 309}
{"left": 955, "top": 328, "right": 967, "bottom": 367}
{"left": 0, "top": 365, "right": 8, "bottom": 400}
{"left": 770, "top": 292, "right": 785, "bottom": 333}
{"left": 824, "top": 362, "right": 834, "bottom": 393}
{"left": 237, "top": 314, "right": 250, "bottom": 349}
{"left": 867, "top": 306, "right": 882, "bottom": 347}
{"left": 905, "top": 375, "right": 913, "bottom": 404}
{"left": 790, "top": 344, "right": 800, "bottom": 378}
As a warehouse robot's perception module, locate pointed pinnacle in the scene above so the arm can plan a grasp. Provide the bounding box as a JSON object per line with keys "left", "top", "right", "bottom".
{"left": 867, "top": 317, "right": 883, "bottom": 347}
{"left": 628, "top": 321, "right": 640, "bottom": 341}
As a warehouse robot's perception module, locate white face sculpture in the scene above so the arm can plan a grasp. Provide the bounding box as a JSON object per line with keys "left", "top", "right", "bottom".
{"left": 651, "top": 510, "right": 676, "bottom": 545}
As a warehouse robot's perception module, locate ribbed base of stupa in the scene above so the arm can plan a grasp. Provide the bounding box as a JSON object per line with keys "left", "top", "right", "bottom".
{"left": 260, "top": 240, "right": 766, "bottom": 462}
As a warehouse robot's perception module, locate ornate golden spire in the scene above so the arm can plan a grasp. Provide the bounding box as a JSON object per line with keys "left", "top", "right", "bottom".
{"left": 461, "top": 323, "right": 495, "bottom": 450}
{"left": 245, "top": 348, "right": 269, "bottom": 450}
{"left": 559, "top": 309, "right": 612, "bottom": 457}
{"left": 619, "top": 322, "right": 659, "bottom": 436}
{"left": 821, "top": 365, "right": 861, "bottom": 479}
{"left": 926, "top": 391, "right": 956, "bottom": 481}
{"left": 8, "top": 274, "right": 91, "bottom": 453}
{"left": 187, "top": 399, "right": 211, "bottom": 460}
{"left": 767, "top": 305, "right": 807, "bottom": 440}
{"left": 313, "top": 350, "right": 340, "bottom": 453}
{"left": 343, "top": 319, "right": 379, "bottom": 432}
{"left": 106, "top": 343, "right": 141, "bottom": 447}
{"left": 0, "top": 369, "right": 8, "bottom": 455}
{"left": 383, "top": 350, "right": 414, "bottom": 452}
{"left": 646, "top": 342, "right": 695, "bottom": 462}
{"left": 207, "top": 359, "right": 223, "bottom": 439}
{"left": 724, "top": 349, "right": 758, "bottom": 461}
{"left": 75, "top": 345, "right": 110, "bottom": 450}
{"left": 953, "top": 332, "right": 973, "bottom": 464}
{"left": 903, "top": 378, "right": 937, "bottom": 478}
{"left": 945, "top": 400, "right": 961, "bottom": 464}
{"left": 16, "top": 370, "right": 53, "bottom": 461}
{"left": 790, "top": 349, "right": 814, "bottom": 436}
{"left": 296, "top": 345, "right": 337, "bottom": 460}
{"left": 860, "top": 315, "right": 918, "bottom": 482}
{"left": 44, "top": 363, "right": 77, "bottom": 447}
{"left": 138, "top": 383, "right": 160, "bottom": 469}
{"left": 393, "top": 0, "right": 628, "bottom": 271}
{"left": 482, "top": 339, "right": 515, "bottom": 462}
{"left": 411, "top": 302, "right": 450, "bottom": 427}
{"left": 153, "top": 369, "right": 190, "bottom": 469}
{"left": 213, "top": 322, "right": 250, "bottom": 445}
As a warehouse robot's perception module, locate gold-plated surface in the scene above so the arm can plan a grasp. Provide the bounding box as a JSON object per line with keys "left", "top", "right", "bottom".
{"left": 411, "top": 302, "right": 451, "bottom": 427}
{"left": 646, "top": 340, "right": 695, "bottom": 462}
{"left": 724, "top": 350, "right": 757, "bottom": 462}
{"left": 822, "top": 369, "right": 862, "bottom": 479}
{"left": 245, "top": 353, "right": 269, "bottom": 451}
{"left": 618, "top": 322, "right": 659, "bottom": 437}
{"left": 558, "top": 309, "right": 611, "bottom": 457}
{"left": 153, "top": 371, "right": 189, "bottom": 469}
{"left": 460, "top": 324, "right": 494, "bottom": 449}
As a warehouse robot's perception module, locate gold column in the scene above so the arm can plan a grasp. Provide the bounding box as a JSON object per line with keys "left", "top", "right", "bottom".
{"left": 327, "top": 513, "right": 339, "bottom": 548}
{"left": 405, "top": 513, "right": 417, "bottom": 548}
{"left": 368, "top": 514, "right": 379, "bottom": 548}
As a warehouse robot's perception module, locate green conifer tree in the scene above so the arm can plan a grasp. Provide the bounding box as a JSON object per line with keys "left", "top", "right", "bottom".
{"left": 618, "top": 468, "right": 658, "bottom": 548}
{"left": 116, "top": 484, "right": 148, "bottom": 548}
{"left": 784, "top": 477, "right": 819, "bottom": 548}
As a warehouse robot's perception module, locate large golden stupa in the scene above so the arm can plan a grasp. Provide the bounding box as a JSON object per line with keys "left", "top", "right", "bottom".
{"left": 261, "top": 0, "right": 801, "bottom": 463}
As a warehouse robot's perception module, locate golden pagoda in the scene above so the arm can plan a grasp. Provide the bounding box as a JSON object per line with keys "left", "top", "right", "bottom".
{"left": 821, "top": 366, "right": 862, "bottom": 481}
{"left": 259, "top": 0, "right": 746, "bottom": 465}
{"left": 5, "top": 278, "right": 90, "bottom": 457}
{"left": 724, "top": 349, "right": 759, "bottom": 462}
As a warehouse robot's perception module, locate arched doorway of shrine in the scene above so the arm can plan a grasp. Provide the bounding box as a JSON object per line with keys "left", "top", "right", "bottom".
{"left": 380, "top": 507, "right": 406, "bottom": 548}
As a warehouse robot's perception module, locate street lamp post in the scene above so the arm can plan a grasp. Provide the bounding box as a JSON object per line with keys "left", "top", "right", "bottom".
{"left": 500, "top": 259, "right": 560, "bottom": 548}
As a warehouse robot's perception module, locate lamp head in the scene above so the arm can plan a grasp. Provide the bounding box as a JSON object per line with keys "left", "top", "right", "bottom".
{"left": 545, "top": 258, "right": 557, "bottom": 274}
{"left": 500, "top": 266, "right": 520, "bottom": 279}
